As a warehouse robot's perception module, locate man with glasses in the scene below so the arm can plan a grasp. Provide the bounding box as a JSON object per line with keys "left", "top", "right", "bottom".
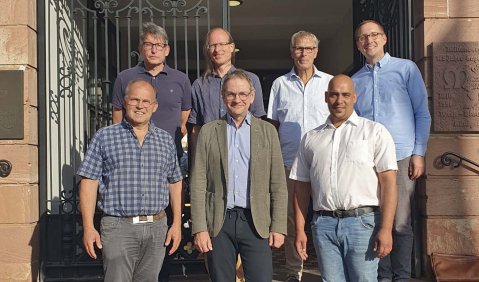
{"left": 352, "top": 20, "right": 431, "bottom": 281}
{"left": 267, "top": 30, "right": 332, "bottom": 282}
{"left": 79, "top": 79, "right": 183, "bottom": 282}
{"left": 190, "top": 69, "right": 287, "bottom": 282}
{"left": 188, "top": 27, "right": 266, "bottom": 156}
{"left": 111, "top": 22, "right": 192, "bottom": 160}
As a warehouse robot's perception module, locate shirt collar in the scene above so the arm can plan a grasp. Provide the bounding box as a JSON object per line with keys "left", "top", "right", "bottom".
{"left": 136, "top": 61, "right": 170, "bottom": 75}
{"left": 288, "top": 65, "right": 321, "bottom": 80}
{"left": 366, "top": 52, "right": 391, "bottom": 70}
{"left": 211, "top": 65, "right": 237, "bottom": 78}
{"left": 325, "top": 111, "right": 360, "bottom": 129}
{"left": 226, "top": 111, "right": 251, "bottom": 127}
{"left": 121, "top": 119, "right": 157, "bottom": 134}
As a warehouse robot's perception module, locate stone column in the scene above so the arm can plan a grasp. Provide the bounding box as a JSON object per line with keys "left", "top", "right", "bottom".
{"left": 414, "top": 0, "right": 479, "bottom": 279}
{"left": 0, "top": 0, "right": 39, "bottom": 281}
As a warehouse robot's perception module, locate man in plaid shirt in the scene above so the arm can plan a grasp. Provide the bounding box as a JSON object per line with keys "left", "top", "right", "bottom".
{"left": 77, "top": 79, "right": 183, "bottom": 282}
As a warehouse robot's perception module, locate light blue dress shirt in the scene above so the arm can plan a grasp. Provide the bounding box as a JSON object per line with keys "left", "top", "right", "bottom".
{"left": 267, "top": 67, "right": 333, "bottom": 167}
{"left": 352, "top": 53, "right": 431, "bottom": 160}
{"left": 226, "top": 112, "right": 251, "bottom": 209}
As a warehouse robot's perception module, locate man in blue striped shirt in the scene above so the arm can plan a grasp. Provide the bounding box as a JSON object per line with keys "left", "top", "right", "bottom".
{"left": 78, "top": 79, "right": 183, "bottom": 282}
{"left": 352, "top": 20, "right": 431, "bottom": 282}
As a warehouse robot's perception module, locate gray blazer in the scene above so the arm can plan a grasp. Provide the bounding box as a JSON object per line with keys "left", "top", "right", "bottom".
{"left": 190, "top": 115, "right": 287, "bottom": 238}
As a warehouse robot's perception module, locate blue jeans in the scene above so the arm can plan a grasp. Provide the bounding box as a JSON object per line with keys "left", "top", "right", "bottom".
{"left": 311, "top": 211, "right": 380, "bottom": 282}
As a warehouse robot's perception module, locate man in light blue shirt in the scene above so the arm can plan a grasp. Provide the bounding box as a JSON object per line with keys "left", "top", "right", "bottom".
{"left": 352, "top": 19, "right": 431, "bottom": 282}
{"left": 267, "top": 31, "right": 332, "bottom": 282}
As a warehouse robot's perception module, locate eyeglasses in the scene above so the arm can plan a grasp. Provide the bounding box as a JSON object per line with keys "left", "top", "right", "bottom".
{"left": 357, "top": 32, "right": 383, "bottom": 42}
{"left": 126, "top": 97, "right": 156, "bottom": 107}
{"left": 207, "top": 42, "right": 232, "bottom": 51}
{"left": 143, "top": 42, "right": 167, "bottom": 51}
{"left": 292, "top": 46, "right": 317, "bottom": 54}
{"left": 224, "top": 91, "right": 252, "bottom": 101}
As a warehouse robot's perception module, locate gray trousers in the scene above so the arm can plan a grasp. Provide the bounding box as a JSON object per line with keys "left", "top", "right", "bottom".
{"left": 378, "top": 157, "right": 415, "bottom": 281}
{"left": 100, "top": 215, "right": 168, "bottom": 282}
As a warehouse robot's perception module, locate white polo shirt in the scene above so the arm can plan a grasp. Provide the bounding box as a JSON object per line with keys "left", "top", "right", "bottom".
{"left": 290, "top": 112, "right": 398, "bottom": 211}
{"left": 267, "top": 67, "right": 332, "bottom": 167}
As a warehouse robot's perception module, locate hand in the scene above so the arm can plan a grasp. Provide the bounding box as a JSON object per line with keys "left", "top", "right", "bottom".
{"left": 165, "top": 224, "right": 182, "bottom": 255}
{"left": 181, "top": 125, "right": 187, "bottom": 137}
{"left": 268, "top": 232, "right": 285, "bottom": 248}
{"left": 83, "top": 226, "right": 102, "bottom": 259}
{"left": 294, "top": 230, "right": 308, "bottom": 261}
{"left": 374, "top": 227, "right": 393, "bottom": 258}
{"left": 194, "top": 231, "right": 213, "bottom": 253}
{"left": 409, "top": 155, "right": 425, "bottom": 180}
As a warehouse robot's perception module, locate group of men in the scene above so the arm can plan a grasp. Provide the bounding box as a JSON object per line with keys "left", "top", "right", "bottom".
{"left": 77, "top": 19, "right": 431, "bottom": 282}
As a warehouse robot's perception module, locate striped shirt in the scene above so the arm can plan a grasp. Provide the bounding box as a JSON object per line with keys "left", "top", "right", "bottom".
{"left": 77, "top": 120, "right": 182, "bottom": 216}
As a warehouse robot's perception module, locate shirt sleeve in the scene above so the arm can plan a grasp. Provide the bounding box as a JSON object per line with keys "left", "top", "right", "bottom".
{"left": 188, "top": 78, "right": 202, "bottom": 125}
{"left": 289, "top": 134, "right": 311, "bottom": 182}
{"left": 407, "top": 62, "right": 431, "bottom": 156}
{"left": 249, "top": 73, "right": 266, "bottom": 117}
{"left": 166, "top": 136, "right": 183, "bottom": 183}
{"left": 181, "top": 75, "right": 192, "bottom": 111}
{"left": 267, "top": 79, "right": 279, "bottom": 120}
{"left": 374, "top": 124, "right": 399, "bottom": 172}
{"left": 111, "top": 75, "right": 124, "bottom": 110}
{"left": 77, "top": 131, "right": 104, "bottom": 180}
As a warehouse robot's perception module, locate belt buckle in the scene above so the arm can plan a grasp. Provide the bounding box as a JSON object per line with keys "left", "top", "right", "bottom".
{"left": 333, "top": 210, "right": 342, "bottom": 218}
{"left": 132, "top": 215, "right": 154, "bottom": 224}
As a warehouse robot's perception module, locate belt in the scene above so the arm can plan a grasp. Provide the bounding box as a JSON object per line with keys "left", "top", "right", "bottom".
{"left": 316, "top": 206, "right": 379, "bottom": 218}
{"left": 123, "top": 210, "right": 166, "bottom": 224}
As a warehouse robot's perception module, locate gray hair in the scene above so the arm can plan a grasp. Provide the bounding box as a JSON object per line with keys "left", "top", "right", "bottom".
{"left": 290, "top": 31, "right": 319, "bottom": 49}
{"left": 221, "top": 69, "right": 254, "bottom": 93}
{"left": 140, "top": 22, "right": 168, "bottom": 44}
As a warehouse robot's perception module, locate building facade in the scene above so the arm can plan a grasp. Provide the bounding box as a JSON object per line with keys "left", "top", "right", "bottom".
{"left": 0, "top": 0, "right": 478, "bottom": 280}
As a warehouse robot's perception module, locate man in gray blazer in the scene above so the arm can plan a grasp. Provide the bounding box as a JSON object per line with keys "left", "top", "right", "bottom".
{"left": 191, "top": 69, "right": 287, "bottom": 282}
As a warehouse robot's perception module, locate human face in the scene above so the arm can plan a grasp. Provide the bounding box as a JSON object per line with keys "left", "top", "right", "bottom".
{"left": 140, "top": 34, "right": 170, "bottom": 69}
{"left": 291, "top": 36, "right": 318, "bottom": 72}
{"left": 222, "top": 77, "right": 255, "bottom": 123}
{"left": 124, "top": 81, "right": 158, "bottom": 128}
{"left": 355, "top": 22, "right": 387, "bottom": 64}
{"left": 325, "top": 76, "right": 357, "bottom": 128}
{"left": 207, "top": 29, "right": 235, "bottom": 68}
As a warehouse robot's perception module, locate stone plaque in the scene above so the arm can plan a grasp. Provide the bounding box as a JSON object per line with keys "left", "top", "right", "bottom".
{"left": 433, "top": 42, "right": 479, "bottom": 132}
{"left": 0, "top": 70, "right": 24, "bottom": 139}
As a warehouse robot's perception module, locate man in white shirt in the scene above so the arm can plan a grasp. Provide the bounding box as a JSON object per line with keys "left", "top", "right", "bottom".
{"left": 267, "top": 31, "right": 332, "bottom": 282}
{"left": 291, "top": 75, "right": 398, "bottom": 281}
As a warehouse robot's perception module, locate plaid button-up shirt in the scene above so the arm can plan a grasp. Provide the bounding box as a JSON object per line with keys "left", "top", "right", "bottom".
{"left": 77, "top": 120, "right": 182, "bottom": 216}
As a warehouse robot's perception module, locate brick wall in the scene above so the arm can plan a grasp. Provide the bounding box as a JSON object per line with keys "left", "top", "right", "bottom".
{"left": 0, "top": 0, "right": 39, "bottom": 281}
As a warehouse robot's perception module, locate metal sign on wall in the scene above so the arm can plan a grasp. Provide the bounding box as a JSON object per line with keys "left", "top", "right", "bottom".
{"left": 433, "top": 42, "right": 479, "bottom": 132}
{"left": 0, "top": 70, "right": 24, "bottom": 139}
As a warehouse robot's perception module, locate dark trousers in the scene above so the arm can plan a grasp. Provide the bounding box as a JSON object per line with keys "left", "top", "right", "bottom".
{"left": 207, "top": 208, "right": 272, "bottom": 282}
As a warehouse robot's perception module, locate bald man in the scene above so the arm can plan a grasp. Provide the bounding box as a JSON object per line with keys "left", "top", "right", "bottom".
{"left": 291, "top": 75, "right": 398, "bottom": 281}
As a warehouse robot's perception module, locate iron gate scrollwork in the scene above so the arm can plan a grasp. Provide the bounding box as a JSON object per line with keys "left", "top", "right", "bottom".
{"left": 41, "top": 0, "right": 221, "bottom": 280}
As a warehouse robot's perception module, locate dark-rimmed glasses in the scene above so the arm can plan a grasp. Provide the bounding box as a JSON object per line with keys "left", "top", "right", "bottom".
{"left": 143, "top": 42, "right": 167, "bottom": 51}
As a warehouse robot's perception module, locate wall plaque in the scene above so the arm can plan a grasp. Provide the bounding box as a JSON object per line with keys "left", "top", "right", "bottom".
{"left": 433, "top": 42, "right": 479, "bottom": 132}
{"left": 0, "top": 70, "right": 24, "bottom": 139}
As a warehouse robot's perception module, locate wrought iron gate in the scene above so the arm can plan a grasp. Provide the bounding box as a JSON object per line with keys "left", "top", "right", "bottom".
{"left": 38, "top": 0, "right": 224, "bottom": 280}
